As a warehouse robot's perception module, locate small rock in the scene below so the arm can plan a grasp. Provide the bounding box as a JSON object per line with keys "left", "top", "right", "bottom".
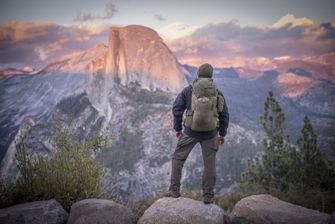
{"left": 138, "top": 197, "right": 228, "bottom": 224}
{"left": 230, "top": 194, "right": 330, "bottom": 224}
{"left": 0, "top": 199, "right": 68, "bottom": 224}
{"left": 330, "top": 211, "right": 335, "bottom": 224}
{"left": 67, "top": 198, "right": 136, "bottom": 224}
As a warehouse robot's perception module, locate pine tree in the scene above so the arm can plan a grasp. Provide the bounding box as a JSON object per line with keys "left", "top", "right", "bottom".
{"left": 242, "top": 91, "right": 295, "bottom": 190}
{"left": 297, "top": 116, "right": 335, "bottom": 191}
{"left": 259, "top": 91, "right": 285, "bottom": 150}
{"left": 241, "top": 92, "right": 335, "bottom": 212}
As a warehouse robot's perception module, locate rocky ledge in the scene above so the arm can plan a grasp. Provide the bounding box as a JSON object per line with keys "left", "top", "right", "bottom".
{"left": 0, "top": 199, "right": 68, "bottom": 224}
{"left": 138, "top": 197, "right": 229, "bottom": 224}
{"left": 230, "top": 194, "right": 331, "bottom": 224}
{"left": 0, "top": 194, "right": 333, "bottom": 224}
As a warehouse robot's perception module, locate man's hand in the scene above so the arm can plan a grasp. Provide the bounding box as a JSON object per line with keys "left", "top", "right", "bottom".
{"left": 176, "top": 131, "right": 183, "bottom": 140}
{"left": 219, "top": 136, "right": 225, "bottom": 146}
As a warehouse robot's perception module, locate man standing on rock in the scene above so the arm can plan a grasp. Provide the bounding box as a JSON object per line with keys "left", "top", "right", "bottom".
{"left": 165, "top": 63, "right": 229, "bottom": 204}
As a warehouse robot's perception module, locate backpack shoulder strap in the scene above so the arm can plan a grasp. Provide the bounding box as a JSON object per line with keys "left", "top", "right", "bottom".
{"left": 217, "top": 92, "right": 224, "bottom": 113}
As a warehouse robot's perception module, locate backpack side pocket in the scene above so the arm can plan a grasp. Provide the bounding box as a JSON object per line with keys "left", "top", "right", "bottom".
{"left": 217, "top": 95, "right": 224, "bottom": 113}
{"left": 184, "top": 110, "right": 193, "bottom": 128}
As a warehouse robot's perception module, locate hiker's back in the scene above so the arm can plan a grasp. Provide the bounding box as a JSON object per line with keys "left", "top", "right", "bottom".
{"left": 185, "top": 78, "right": 219, "bottom": 131}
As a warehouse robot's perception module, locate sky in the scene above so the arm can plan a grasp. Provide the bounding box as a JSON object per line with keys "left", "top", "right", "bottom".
{"left": 1, "top": 0, "right": 334, "bottom": 27}
{"left": 0, "top": 0, "right": 334, "bottom": 68}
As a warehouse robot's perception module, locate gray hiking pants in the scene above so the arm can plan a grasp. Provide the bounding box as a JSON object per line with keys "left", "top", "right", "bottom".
{"left": 169, "top": 135, "right": 219, "bottom": 197}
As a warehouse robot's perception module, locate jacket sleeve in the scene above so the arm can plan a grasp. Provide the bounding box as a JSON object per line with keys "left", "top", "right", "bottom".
{"left": 172, "top": 88, "right": 187, "bottom": 132}
{"left": 218, "top": 91, "right": 229, "bottom": 136}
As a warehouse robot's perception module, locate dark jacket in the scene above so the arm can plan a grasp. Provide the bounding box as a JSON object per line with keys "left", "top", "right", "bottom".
{"left": 172, "top": 83, "right": 229, "bottom": 140}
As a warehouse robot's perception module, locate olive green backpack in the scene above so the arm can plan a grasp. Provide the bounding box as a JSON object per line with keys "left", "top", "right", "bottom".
{"left": 184, "top": 78, "right": 224, "bottom": 131}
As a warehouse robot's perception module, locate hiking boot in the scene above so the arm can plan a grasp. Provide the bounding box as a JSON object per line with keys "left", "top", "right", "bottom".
{"left": 164, "top": 190, "right": 181, "bottom": 198}
{"left": 203, "top": 194, "right": 214, "bottom": 204}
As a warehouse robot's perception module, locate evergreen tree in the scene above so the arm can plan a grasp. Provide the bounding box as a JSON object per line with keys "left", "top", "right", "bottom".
{"left": 241, "top": 91, "right": 335, "bottom": 212}
{"left": 297, "top": 116, "right": 335, "bottom": 191}
{"left": 260, "top": 91, "right": 285, "bottom": 150}
{"left": 242, "top": 91, "right": 295, "bottom": 190}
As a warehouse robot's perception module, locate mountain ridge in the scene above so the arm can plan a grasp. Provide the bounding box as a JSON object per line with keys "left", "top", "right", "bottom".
{"left": 1, "top": 24, "right": 334, "bottom": 202}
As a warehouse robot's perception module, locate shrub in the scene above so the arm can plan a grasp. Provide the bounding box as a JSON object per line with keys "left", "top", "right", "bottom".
{"left": 0, "top": 180, "right": 14, "bottom": 208}
{"left": 1, "top": 129, "right": 106, "bottom": 210}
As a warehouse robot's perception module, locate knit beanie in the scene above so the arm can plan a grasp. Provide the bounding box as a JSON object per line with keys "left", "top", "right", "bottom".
{"left": 197, "top": 63, "right": 213, "bottom": 78}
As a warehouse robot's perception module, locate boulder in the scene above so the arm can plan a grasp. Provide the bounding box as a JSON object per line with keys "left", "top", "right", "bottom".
{"left": 230, "top": 194, "right": 330, "bottom": 224}
{"left": 67, "top": 199, "right": 136, "bottom": 224}
{"left": 138, "top": 197, "right": 228, "bottom": 224}
{"left": 0, "top": 199, "right": 68, "bottom": 224}
{"left": 330, "top": 212, "right": 335, "bottom": 224}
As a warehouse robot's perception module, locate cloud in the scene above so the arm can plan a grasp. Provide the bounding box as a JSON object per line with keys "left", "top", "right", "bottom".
{"left": 73, "top": 12, "right": 95, "bottom": 22}
{"left": 0, "top": 21, "right": 55, "bottom": 42}
{"left": 0, "top": 21, "right": 109, "bottom": 67}
{"left": 0, "top": 40, "right": 41, "bottom": 64}
{"left": 73, "top": 1, "right": 118, "bottom": 22}
{"left": 272, "top": 14, "right": 315, "bottom": 28}
{"left": 103, "top": 1, "right": 118, "bottom": 19}
{"left": 154, "top": 14, "right": 166, "bottom": 21}
{"left": 2, "top": 14, "right": 334, "bottom": 70}
{"left": 318, "top": 22, "right": 335, "bottom": 40}
{"left": 157, "top": 22, "right": 197, "bottom": 41}
{"left": 166, "top": 14, "right": 335, "bottom": 67}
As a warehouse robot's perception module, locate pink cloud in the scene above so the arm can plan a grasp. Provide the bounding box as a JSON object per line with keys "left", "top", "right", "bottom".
{"left": 0, "top": 21, "right": 55, "bottom": 42}
{"left": 0, "top": 21, "right": 109, "bottom": 67}
{"left": 166, "top": 15, "right": 335, "bottom": 68}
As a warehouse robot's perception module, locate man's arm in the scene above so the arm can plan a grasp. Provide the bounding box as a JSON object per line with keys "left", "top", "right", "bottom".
{"left": 172, "top": 87, "right": 188, "bottom": 132}
{"left": 218, "top": 92, "right": 229, "bottom": 137}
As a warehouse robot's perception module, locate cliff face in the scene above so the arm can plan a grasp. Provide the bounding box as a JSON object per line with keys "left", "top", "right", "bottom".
{"left": 103, "top": 25, "right": 187, "bottom": 92}
{"left": 42, "top": 25, "right": 188, "bottom": 92}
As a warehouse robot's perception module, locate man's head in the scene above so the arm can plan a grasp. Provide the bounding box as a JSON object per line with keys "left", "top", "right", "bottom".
{"left": 197, "top": 63, "right": 213, "bottom": 78}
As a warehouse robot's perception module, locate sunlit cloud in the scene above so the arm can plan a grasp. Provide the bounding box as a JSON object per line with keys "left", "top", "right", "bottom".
{"left": 157, "top": 22, "right": 197, "bottom": 42}
{"left": 165, "top": 14, "right": 335, "bottom": 68}
{"left": 74, "top": 23, "right": 110, "bottom": 35}
{"left": 180, "top": 56, "right": 273, "bottom": 70}
{"left": 0, "top": 21, "right": 55, "bottom": 42}
{"left": 1, "top": 13, "right": 334, "bottom": 71}
{"left": 272, "top": 14, "right": 315, "bottom": 28}
{"left": 0, "top": 21, "right": 109, "bottom": 67}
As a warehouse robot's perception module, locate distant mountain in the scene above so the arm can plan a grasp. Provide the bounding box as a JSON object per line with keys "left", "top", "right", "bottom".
{"left": 0, "top": 25, "right": 334, "bottom": 203}
{"left": 276, "top": 72, "right": 319, "bottom": 97}
{"left": 234, "top": 67, "right": 262, "bottom": 78}
{"left": 42, "top": 43, "right": 108, "bottom": 74}
{"left": 275, "top": 59, "right": 335, "bottom": 82}
{"left": 183, "top": 64, "right": 335, "bottom": 159}
{"left": 304, "top": 52, "right": 335, "bottom": 70}
{"left": 0, "top": 67, "right": 34, "bottom": 77}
